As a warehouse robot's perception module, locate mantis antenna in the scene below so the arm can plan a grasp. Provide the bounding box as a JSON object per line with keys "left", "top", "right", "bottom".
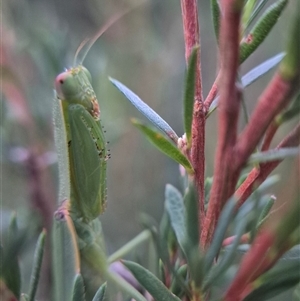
{"left": 73, "top": 8, "right": 134, "bottom": 66}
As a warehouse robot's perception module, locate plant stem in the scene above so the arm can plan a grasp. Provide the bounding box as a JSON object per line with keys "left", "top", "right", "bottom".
{"left": 108, "top": 230, "right": 151, "bottom": 263}
{"left": 201, "top": 0, "right": 243, "bottom": 249}
{"left": 180, "top": 0, "right": 206, "bottom": 240}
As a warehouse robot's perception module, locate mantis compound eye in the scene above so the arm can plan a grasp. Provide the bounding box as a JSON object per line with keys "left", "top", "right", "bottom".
{"left": 55, "top": 71, "right": 78, "bottom": 100}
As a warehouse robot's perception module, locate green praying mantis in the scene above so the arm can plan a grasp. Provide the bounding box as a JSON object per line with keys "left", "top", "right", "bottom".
{"left": 53, "top": 14, "right": 128, "bottom": 222}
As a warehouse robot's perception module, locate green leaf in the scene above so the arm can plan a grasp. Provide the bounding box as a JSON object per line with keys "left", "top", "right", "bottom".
{"left": 158, "top": 211, "right": 176, "bottom": 263}
{"left": 71, "top": 274, "right": 86, "bottom": 301}
{"left": 165, "top": 184, "right": 186, "bottom": 252}
{"left": 211, "top": 0, "right": 220, "bottom": 41}
{"left": 244, "top": 260, "right": 300, "bottom": 301}
{"left": 92, "top": 282, "right": 107, "bottom": 301}
{"left": 28, "top": 230, "right": 46, "bottom": 301}
{"left": 204, "top": 177, "right": 213, "bottom": 205}
{"left": 122, "top": 260, "right": 181, "bottom": 301}
{"left": 279, "top": 1, "right": 300, "bottom": 81}
{"left": 165, "top": 184, "right": 203, "bottom": 288}
{"left": 52, "top": 206, "right": 80, "bottom": 301}
{"left": 184, "top": 46, "right": 198, "bottom": 148}
{"left": 240, "top": 0, "right": 288, "bottom": 64}
{"left": 242, "top": 0, "right": 256, "bottom": 31}
{"left": 158, "top": 259, "right": 166, "bottom": 283}
{"left": 109, "top": 77, "right": 179, "bottom": 143}
{"left": 132, "top": 119, "right": 194, "bottom": 175}
{"left": 244, "top": 0, "right": 271, "bottom": 32}
{"left": 256, "top": 195, "right": 276, "bottom": 230}
{"left": 203, "top": 198, "right": 236, "bottom": 274}
{"left": 186, "top": 190, "right": 203, "bottom": 288}
{"left": 248, "top": 147, "right": 299, "bottom": 164}
{"left": 275, "top": 196, "right": 300, "bottom": 247}
{"left": 184, "top": 181, "right": 199, "bottom": 251}
{"left": 53, "top": 96, "right": 70, "bottom": 204}
{"left": 0, "top": 214, "right": 27, "bottom": 299}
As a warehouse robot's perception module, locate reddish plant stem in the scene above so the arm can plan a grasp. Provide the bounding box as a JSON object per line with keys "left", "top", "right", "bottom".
{"left": 180, "top": 0, "right": 202, "bottom": 94}
{"left": 180, "top": 0, "right": 206, "bottom": 234}
{"left": 201, "top": 0, "right": 242, "bottom": 249}
{"left": 234, "top": 73, "right": 297, "bottom": 170}
{"left": 235, "top": 123, "right": 300, "bottom": 208}
{"left": 223, "top": 230, "right": 274, "bottom": 301}
{"left": 224, "top": 227, "right": 295, "bottom": 301}
{"left": 222, "top": 233, "right": 250, "bottom": 247}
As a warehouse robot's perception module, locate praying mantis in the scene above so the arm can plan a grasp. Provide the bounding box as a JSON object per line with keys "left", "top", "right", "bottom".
{"left": 53, "top": 15, "right": 127, "bottom": 222}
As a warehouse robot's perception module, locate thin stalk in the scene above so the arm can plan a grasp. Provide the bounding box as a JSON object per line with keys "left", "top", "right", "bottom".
{"left": 201, "top": 0, "right": 243, "bottom": 249}
{"left": 180, "top": 0, "right": 206, "bottom": 238}
{"left": 108, "top": 230, "right": 151, "bottom": 263}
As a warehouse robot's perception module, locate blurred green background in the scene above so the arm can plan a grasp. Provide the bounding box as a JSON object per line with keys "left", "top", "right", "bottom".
{"left": 1, "top": 0, "right": 298, "bottom": 299}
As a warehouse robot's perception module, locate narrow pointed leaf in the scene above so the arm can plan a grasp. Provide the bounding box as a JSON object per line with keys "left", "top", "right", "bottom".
{"left": 184, "top": 181, "right": 199, "bottom": 251}
{"left": 122, "top": 260, "right": 181, "bottom": 301}
{"left": 242, "top": 0, "right": 256, "bottom": 31}
{"left": 211, "top": 0, "right": 220, "bottom": 40}
{"left": 109, "top": 77, "right": 178, "bottom": 143}
{"left": 92, "top": 282, "right": 107, "bottom": 301}
{"left": 203, "top": 198, "right": 236, "bottom": 273}
{"left": 53, "top": 96, "right": 70, "bottom": 203}
{"left": 165, "top": 184, "right": 186, "bottom": 252}
{"left": 240, "top": 0, "right": 288, "bottom": 64}
{"left": 0, "top": 214, "right": 27, "bottom": 299}
{"left": 256, "top": 196, "right": 276, "bottom": 230}
{"left": 52, "top": 206, "right": 80, "bottom": 301}
{"left": 279, "top": 2, "right": 300, "bottom": 81}
{"left": 158, "top": 259, "right": 166, "bottom": 283}
{"left": 28, "top": 230, "right": 46, "bottom": 301}
{"left": 72, "top": 274, "right": 86, "bottom": 301}
{"left": 132, "top": 119, "right": 194, "bottom": 175}
{"left": 248, "top": 147, "right": 299, "bottom": 165}
{"left": 184, "top": 47, "right": 198, "bottom": 148}
{"left": 158, "top": 211, "right": 176, "bottom": 264}
{"left": 241, "top": 53, "right": 285, "bottom": 87}
{"left": 244, "top": 0, "right": 271, "bottom": 32}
